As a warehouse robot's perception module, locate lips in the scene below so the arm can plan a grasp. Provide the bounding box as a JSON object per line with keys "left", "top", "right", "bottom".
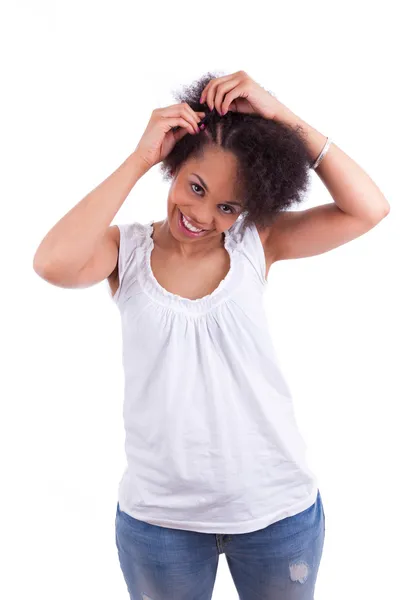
{"left": 180, "top": 210, "right": 208, "bottom": 231}
{"left": 176, "top": 209, "right": 211, "bottom": 238}
{"left": 178, "top": 209, "right": 210, "bottom": 233}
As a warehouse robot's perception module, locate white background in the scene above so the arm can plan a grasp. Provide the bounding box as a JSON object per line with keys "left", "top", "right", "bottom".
{"left": 2, "top": 1, "right": 399, "bottom": 599}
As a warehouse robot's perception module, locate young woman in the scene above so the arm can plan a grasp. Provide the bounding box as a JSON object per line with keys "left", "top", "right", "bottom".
{"left": 34, "top": 70, "right": 390, "bottom": 600}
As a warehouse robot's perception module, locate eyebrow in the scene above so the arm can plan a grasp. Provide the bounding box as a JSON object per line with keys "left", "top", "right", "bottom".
{"left": 190, "top": 172, "right": 243, "bottom": 207}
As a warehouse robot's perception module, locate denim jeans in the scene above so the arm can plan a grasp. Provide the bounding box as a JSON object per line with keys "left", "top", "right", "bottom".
{"left": 115, "top": 489, "right": 325, "bottom": 600}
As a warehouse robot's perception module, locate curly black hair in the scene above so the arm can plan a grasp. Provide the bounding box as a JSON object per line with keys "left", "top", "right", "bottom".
{"left": 159, "top": 71, "right": 314, "bottom": 232}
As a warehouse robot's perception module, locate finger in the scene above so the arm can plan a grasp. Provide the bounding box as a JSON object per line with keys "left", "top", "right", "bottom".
{"left": 167, "top": 109, "right": 197, "bottom": 134}
{"left": 199, "top": 84, "right": 210, "bottom": 105}
{"left": 158, "top": 104, "right": 203, "bottom": 132}
{"left": 165, "top": 116, "right": 197, "bottom": 136}
{"left": 200, "top": 74, "right": 236, "bottom": 110}
{"left": 182, "top": 104, "right": 206, "bottom": 133}
{"left": 173, "top": 126, "right": 189, "bottom": 143}
{"left": 220, "top": 82, "right": 244, "bottom": 114}
{"left": 213, "top": 78, "right": 241, "bottom": 115}
{"left": 163, "top": 104, "right": 203, "bottom": 134}
{"left": 229, "top": 99, "right": 240, "bottom": 113}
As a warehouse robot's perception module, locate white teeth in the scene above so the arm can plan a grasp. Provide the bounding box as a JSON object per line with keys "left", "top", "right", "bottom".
{"left": 181, "top": 212, "right": 204, "bottom": 233}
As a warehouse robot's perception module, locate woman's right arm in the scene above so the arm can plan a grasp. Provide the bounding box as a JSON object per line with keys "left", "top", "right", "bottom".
{"left": 33, "top": 150, "right": 150, "bottom": 288}
{"left": 33, "top": 102, "right": 205, "bottom": 290}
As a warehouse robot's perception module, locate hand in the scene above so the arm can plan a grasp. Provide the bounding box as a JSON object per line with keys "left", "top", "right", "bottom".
{"left": 199, "top": 70, "right": 286, "bottom": 120}
{"left": 134, "top": 103, "right": 206, "bottom": 169}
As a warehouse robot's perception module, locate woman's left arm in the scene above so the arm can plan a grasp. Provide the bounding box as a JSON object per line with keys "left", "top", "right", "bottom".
{"left": 200, "top": 71, "right": 391, "bottom": 262}
{"left": 264, "top": 105, "right": 391, "bottom": 262}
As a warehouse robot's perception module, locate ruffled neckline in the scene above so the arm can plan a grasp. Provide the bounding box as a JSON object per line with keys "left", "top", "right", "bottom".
{"left": 137, "top": 218, "right": 245, "bottom": 314}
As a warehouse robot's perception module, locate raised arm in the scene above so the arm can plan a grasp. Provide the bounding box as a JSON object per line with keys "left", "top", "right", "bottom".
{"left": 260, "top": 108, "right": 390, "bottom": 263}
{"left": 33, "top": 151, "right": 149, "bottom": 288}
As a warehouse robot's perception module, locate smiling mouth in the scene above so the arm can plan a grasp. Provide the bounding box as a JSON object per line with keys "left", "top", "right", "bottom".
{"left": 178, "top": 209, "right": 211, "bottom": 234}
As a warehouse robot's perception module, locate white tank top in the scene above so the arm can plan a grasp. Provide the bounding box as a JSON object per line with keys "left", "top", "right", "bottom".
{"left": 107, "top": 217, "right": 319, "bottom": 534}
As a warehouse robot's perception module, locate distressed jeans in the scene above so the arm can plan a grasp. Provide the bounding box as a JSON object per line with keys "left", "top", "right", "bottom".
{"left": 115, "top": 489, "right": 325, "bottom": 600}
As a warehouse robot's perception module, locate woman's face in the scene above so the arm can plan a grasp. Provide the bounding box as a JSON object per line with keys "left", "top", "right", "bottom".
{"left": 166, "top": 147, "right": 245, "bottom": 244}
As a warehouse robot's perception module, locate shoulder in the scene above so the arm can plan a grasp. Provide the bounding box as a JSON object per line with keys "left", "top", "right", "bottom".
{"left": 232, "top": 220, "right": 274, "bottom": 282}
{"left": 106, "top": 221, "right": 150, "bottom": 297}
{"left": 113, "top": 221, "right": 152, "bottom": 248}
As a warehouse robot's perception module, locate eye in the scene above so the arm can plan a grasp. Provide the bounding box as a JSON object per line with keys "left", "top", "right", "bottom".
{"left": 190, "top": 183, "right": 239, "bottom": 215}
{"left": 219, "top": 204, "right": 237, "bottom": 215}
{"left": 191, "top": 183, "right": 204, "bottom": 195}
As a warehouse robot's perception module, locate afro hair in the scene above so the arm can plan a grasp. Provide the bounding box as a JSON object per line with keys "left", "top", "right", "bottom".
{"left": 159, "top": 71, "right": 314, "bottom": 232}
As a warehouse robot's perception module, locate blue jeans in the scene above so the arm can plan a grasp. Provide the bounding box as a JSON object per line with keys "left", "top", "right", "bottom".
{"left": 115, "top": 489, "right": 325, "bottom": 600}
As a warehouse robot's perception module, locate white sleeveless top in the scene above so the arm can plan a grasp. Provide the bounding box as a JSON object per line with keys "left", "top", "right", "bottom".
{"left": 107, "top": 217, "right": 319, "bottom": 534}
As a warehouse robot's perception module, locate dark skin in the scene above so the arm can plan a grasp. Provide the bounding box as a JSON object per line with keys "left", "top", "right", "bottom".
{"left": 155, "top": 146, "right": 244, "bottom": 256}
{"left": 107, "top": 145, "right": 275, "bottom": 300}
{"left": 150, "top": 146, "right": 254, "bottom": 300}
